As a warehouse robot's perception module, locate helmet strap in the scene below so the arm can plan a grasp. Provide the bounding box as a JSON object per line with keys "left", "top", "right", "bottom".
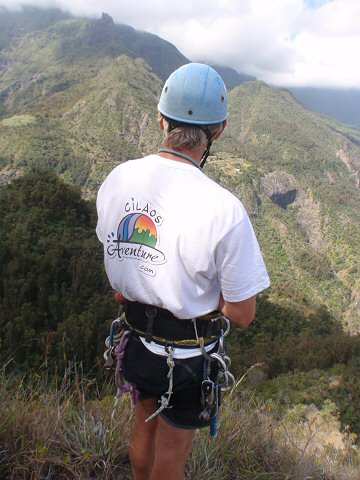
{"left": 200, "top": 148, "right": 210, "bottom": 169}
{"left": 200, "top": 126, "right": 213, "bottom": 169}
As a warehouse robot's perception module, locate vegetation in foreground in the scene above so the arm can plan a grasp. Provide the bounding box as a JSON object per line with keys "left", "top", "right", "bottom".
{"left": 1, "top": 364, "right": 360, "bottom": 480}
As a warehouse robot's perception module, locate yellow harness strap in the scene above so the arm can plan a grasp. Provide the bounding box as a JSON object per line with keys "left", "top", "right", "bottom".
{"left": 123, "top": 315, "right": 217, "bottom": 348}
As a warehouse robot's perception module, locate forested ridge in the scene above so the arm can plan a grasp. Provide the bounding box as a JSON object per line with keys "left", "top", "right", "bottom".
{"left": 0, "top": 173, "right": 115, "bottom": 372}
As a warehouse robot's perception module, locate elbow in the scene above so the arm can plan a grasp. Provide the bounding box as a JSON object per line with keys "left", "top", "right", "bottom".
{"left": 228, "top": 311, "right": 255, "bottom": 329}
{"left": 222, "top": 295, "right": 256, "bottom": 329}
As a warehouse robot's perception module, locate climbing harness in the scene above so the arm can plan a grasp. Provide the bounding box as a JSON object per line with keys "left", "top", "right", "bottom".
{"left": 103, "top": 296, "right": 235, "bottom": 436}
{"left": 123, "top": 301, "right": 223, "bottom": 348}
{"left": 120, "top": 314, "right": 217, "bottom": 348}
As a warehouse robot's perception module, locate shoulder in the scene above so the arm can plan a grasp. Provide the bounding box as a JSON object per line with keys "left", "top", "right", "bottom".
{"left": 97, "top": 156, "right": 155, "bottom": 192}
{"left": 202, "top": 175, "right": 247, "bottom": 222}
{"left": 105, "top": 156, "right": 154, "bottom": 177}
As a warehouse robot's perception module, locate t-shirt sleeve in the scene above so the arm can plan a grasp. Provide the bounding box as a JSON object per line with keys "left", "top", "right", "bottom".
{"left": 96, "top": 183, "right": 105, "bottom": 244}
{"left": 215, "top": 213, "right": 270, "bottom": 302}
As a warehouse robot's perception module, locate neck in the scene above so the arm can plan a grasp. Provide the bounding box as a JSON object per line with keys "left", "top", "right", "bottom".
{"left": 157, "top": 147, "right": 204, "bottom": 170}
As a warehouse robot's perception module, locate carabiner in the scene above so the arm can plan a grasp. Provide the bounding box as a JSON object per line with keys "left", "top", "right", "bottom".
{"left": 210, "top": 352, "right": 228, "bottom": 372}
{"left": 221, "top": 371, "right": 236, "bottom": 392}
{"left": 108, "top": 316, "right": 123, "bottom": 348}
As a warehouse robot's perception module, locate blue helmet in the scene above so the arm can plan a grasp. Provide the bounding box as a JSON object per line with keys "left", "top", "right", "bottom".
{"left": 158, "top": 63, "right": 228, "bottom": 125}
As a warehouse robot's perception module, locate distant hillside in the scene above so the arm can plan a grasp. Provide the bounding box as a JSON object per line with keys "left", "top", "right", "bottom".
{"left": 212, "top": 80, "right": 360, "bottom": 332}
{"left": 0, "top": 6, "right": 260, "bottom": 90}
{"left": 289, "top": 87, "right": 360, "bottom": 129}
{"left": 209, "top": 64, "right": 256, "bottom": 90}
{"left": 0, "top": 13, "right": 165, "bottom": 191}
{"left": 0, "top": 5, "right": 71, "bottom": 50}
{"left": 114, "top": 20, "right": 189, "bottom": 81}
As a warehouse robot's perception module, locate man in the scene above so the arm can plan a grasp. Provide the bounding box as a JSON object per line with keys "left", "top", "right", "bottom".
{"left": 96, "top": 63, "right": 270, "bottom": 480}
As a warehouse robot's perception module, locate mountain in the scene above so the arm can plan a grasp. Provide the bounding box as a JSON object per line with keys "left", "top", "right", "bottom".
{"left": 0, "top": 5, "right": 71, "bottom": 50}
{"left": 0, "top": 9, "right": 359, "bottom": 334}
{"left": 208, "top": 64, "right": 256, "bottom": 89}
{"left": 0, "top": 12, "right": 166, "bottom": 193}
{"left": 289, "top": 87, "right": 360, "bottom": 129}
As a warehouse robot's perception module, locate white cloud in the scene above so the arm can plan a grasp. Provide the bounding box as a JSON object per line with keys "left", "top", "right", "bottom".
{"left": 0, "top": 0, "right": 359, "bottom": 88}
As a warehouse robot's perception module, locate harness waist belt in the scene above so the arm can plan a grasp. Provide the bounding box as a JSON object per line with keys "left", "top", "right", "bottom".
{"left": 124, "top": 301, "right": 222, "bottom": 348}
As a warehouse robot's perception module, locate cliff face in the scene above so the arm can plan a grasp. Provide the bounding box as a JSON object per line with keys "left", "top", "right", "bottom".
{"left": 259, "top": 171, "right": 322, "bottom": 247}
{"left": 83, "top": 13, "right": 119, "bottom": 47}
{"left": 336, "top": 147, "right": 360, "bottom": 189}
{"left": 260, "top": 171, "right": 299, "bottom": 210}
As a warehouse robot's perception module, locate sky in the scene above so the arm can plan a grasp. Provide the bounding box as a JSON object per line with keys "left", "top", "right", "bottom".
{"left": 1, "top": 0, "right": 360, "bottom": 89}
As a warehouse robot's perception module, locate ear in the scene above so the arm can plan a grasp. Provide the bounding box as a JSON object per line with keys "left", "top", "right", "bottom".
{"left": 157, "top": 111, "right": 165, "bottom": 130}
{"left": 214, "top": 120, "right": 227, "bottom": 140}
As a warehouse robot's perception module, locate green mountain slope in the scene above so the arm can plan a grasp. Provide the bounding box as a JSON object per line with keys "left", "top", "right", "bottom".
{"left": 0, "top": 172, "right": 115, "bottom": 371}
{"left": 0, "top": 12, "right": 359, "bottom": 334}
{"left": 209, "top": 81, "right": 360, "bottom": 331}
{"left": 0, "top": 13, "right": 164, "bottom": 190}
{"left": 0, "top": 5, "right": 71, "bottom": 50}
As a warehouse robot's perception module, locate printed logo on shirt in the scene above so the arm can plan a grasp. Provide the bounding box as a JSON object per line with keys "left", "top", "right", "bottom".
{"left": 106, "top": 198, "right": 166, "bottom": 268}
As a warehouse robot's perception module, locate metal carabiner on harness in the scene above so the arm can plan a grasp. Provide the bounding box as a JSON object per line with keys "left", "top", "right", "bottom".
{"left": 199, "top": 379, "right": 216, "bottom": 422}
{"left": 103, "top": 314, "right": 125, "bottom": 369}
{"left": 210, "top": 351, "right": 236, "bottom": 392}
{"left": 214, "top": 315, "right": 231, "bottom": 338}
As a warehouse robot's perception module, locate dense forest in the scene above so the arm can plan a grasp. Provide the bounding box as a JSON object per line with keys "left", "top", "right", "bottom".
{"left": 0, "top": 173, "right": 115, "bottom": 373}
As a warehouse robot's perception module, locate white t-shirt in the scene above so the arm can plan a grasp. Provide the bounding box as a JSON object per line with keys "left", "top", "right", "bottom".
{"left": 96, "top": 155, "right": 270, "bottom": 354}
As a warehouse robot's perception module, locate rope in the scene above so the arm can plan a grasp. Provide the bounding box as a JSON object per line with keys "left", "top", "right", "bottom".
{"left": 112, "top": 330, "right": 140, "bottom": 417}
{"left": 145, "top": 345, "right": 175, "bottom": 422}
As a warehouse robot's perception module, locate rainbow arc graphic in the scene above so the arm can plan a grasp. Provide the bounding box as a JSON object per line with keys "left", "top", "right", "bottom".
{"left": 117, "top": 213, "right": 157, "bottom": 248}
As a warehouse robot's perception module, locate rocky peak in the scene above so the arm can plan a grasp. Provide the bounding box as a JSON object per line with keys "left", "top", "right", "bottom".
{"left": 100, "top": 12, "right": 114, "bottom": 23}
{"left": 83, "top": 12, "right": 118, "bottom": 47}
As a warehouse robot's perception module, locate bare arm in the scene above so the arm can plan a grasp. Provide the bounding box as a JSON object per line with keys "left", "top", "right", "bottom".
{"left": 218, "top": 294, "right": 256, "bottom": 328}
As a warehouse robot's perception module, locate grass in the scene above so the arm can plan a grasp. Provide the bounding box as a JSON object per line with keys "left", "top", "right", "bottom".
{"left": 1, "top": 362, "right": 359, "bottom": 480}
{"left": 1, "top": 115, "right": 37, "bottom": 127}
{"left": 0, "top": 362, "right": 132, "bottom": 479}
{"left": 189, "top": 393, "right": 360, "bottom": 480}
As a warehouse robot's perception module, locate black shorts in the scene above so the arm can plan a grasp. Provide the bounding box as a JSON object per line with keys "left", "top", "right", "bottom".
{"left": 122, "top": 334, "right": 220, "bottom": 429}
